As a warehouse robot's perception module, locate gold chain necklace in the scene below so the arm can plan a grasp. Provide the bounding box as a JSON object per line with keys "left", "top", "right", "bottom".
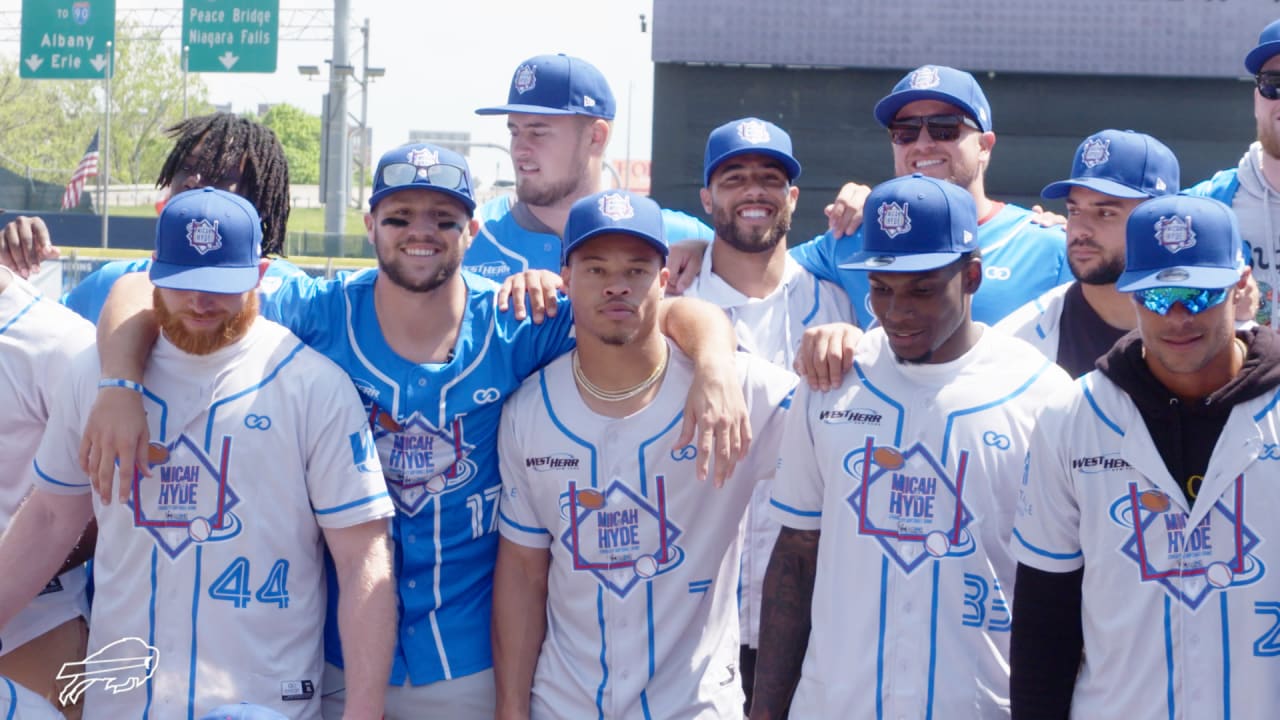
{"left": 572, "top": 348, "right": 669, "bottom": 402}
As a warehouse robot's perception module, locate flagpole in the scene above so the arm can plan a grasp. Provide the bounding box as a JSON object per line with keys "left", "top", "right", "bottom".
{"left": 101, "top": 40, "right": 112, "bottom": 249}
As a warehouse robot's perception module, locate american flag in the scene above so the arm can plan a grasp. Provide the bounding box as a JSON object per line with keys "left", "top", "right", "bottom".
{"left": 61, "top": 130, "right": 100, "bottom": 210}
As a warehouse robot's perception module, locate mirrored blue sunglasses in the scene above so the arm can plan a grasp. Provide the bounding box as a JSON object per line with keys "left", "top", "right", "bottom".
{"left": 1132, "top": 286, "right": 1231, "bottom": 316}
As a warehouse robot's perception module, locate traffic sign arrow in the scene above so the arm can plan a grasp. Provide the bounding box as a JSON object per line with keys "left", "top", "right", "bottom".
{"left": 24, "top": 54, "right": 43, "bottom": 72}
{"left": 90, "top": 54, "right": 108, "bottom": 72}
{"left": 218, "top": 51, "right": 239, "bottom": 70}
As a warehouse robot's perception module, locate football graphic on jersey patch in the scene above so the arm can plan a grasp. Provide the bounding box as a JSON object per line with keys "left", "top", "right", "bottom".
{"left": 845, "top": 437, "right": 976, "bottom": 574}
{"left": 559, "top": 479, "right": 685, "bottom": 598}
{"left": 129, "top": 434, "right": 242, "bottom": 559}
{"left": 1110, "top": 479, "right": 1263, "bottom": 610}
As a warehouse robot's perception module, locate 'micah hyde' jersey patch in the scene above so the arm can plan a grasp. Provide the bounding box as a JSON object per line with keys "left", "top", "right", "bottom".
{"left": 129, "top": 435, "right": 241, "bottom": 560}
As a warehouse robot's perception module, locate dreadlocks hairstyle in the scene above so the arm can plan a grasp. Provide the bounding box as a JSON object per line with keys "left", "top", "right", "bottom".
{"left": 156, "top": 113, "right": 291, "bottom": 256}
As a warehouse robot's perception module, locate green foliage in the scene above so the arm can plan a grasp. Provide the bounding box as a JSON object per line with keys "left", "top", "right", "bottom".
{"left": 0, "top": 19, "right": 213, "bottom": 203}
{"left": 258, "top": 103, "right": 321, "bottom": 185}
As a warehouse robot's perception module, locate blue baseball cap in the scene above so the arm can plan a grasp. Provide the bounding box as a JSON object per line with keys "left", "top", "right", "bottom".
{"left": 198, "top": 703, "right": 288, "bottom": 720}
{"left": 1246, "top": 19, "right": 1280, "bottom": 74}
{"left": 703, "top": 117, "right": 802, "bottom": 186}
{"left": 150, "top": 187, "right": 262, "bottom": 294}
{"left": 369, "top": 143, "right": 475, "bottom": 214}
{"left": 840, "top": 174, "right": 978, "bottom": 272}
{"left": 1116, "top": 196, "right": 1245, "bottom": 292}
{"left": 563, "top": 190, "right": 667, "bottom": 264}
{"left": 1041, "top": 130, "right": 1180, "bottom": 200}
{"left": 475, "top": 54, "right": 616, "bottom": 120}
{"left": 873, "top": 65, "right": 993, "bottom": 132}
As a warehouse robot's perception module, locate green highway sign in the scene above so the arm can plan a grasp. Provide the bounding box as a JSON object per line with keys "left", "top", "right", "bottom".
{"left": 183, "top": 0, "right": 279, "bottom": 73}
{"left": 20, "top": 0, "right": 116, "bottom": 79}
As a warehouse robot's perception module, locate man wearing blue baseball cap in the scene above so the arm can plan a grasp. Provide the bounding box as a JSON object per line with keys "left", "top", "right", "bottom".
{"left": 1012, "top": 194, "right": 1280, "bottom": 719}
{"left": 1185, "top": 19, "right": 1280, "bottom": 328}
{"left": 0, "top": 187, "right": 398, "bottom": 719}
{"left": 679, "top": 116, "right": 851, "bottom": 707}
{"left": 467, "top": 53, "right": 712, "bottom": 282}
{"left": 82, "top": 145, "right": 751, "bottom": 719}
{"left": 796, "top": 65, "right": 1071, "bottom": 329}
{"left": 752, "top": 174, "right": 1071, "bottom": 720}
{"left": 492, "top": 189, "right": 795, "bottom": 720}
{"left": 999, "top": 129, "right": 1180, "bottom": 377}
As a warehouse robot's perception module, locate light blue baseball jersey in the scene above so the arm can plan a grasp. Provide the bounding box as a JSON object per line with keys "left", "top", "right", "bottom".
{"left": 465, "top": 194, "right": 713, "bottom": 281}
{"left": 63, "top": 256, "right": 306, "bottom": 324}
{"left": 262, "top": 268, "right": 577, "bottom": 686}
{"left": 791, "top": 202, "right": 1070, "bottom": 327}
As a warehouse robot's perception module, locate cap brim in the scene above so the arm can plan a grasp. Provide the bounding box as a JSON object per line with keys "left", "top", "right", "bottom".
{"left": 1041, "top": 178, "right": 1153, "bottom": 200}
{"left": 839, "top": 250, "right": 963, "bottom": 272}
{"left": 368, "top": 186, "right": 476, "bottom": 213}
{"left": 1116, "top": 266, "right": 1243, "bottom": 292}
{"left": 1246, "top": 41, "right": 1280, "bottom": 73}
{"left": 705, "top": 148, "right": 802, "bottom": 186}
{"left": 474, "top": 104, "right": 581, "bottom": 116}
{"left": 873, "top": 91, "right": 986, "bottom": 131}
{"left": 150, "top": 263, "right": 260, "bottom": 294}
{"left": 564, "top": 228, "right": 668, "bottom": 263}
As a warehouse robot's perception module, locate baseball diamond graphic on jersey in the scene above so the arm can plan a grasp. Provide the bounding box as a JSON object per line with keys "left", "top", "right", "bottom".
{"left": 844, "top": 437, "right": 976, "bottom": 574}
{"left": 366, "top": 405, "right": 478, "bottom": 516}
{"left": 559, "top": 478, "right": 684, "bottom": 598}
{"left": 1109, "top": 480, "right": 1263, "bottom": 610}
{"left": 128, "top": 434, "right": 242, "bottom": 560}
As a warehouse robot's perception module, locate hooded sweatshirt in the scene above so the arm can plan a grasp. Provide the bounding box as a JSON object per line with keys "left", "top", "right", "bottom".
{"left": 1096, "top": 326, "right": 1280, "bottom": 503}
{"left": 1187, "top": 143, "right": 1280, "bottom": 326}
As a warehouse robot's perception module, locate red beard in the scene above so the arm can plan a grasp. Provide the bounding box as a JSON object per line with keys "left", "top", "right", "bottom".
{"left": 153, "top": 288, "right": 259, "bottom": 355}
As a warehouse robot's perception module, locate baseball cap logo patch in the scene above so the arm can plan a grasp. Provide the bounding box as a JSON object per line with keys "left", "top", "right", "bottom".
{"left": 908, "top": 66, "right": 941, "bottom": 89}
{"left": 513, "top": 64, "right": 537, "bottom": 94}
{"left": 877, "top": 201, "right": 912, "bottom": 238}
{"left": 1081, "top": 137, "right": 1111, "bottom": 168}
{"left": 1154, "top": 215, "right": 1196, "bottom": 254}
{"left": 186, "top": 218, "right": 222, "bottom": 255}
{"left": 737, "top": 119, "right": 771, "bottom": 144}
{"left": 407, "top": 147, "right": 439, "bottom": 168}
{"left": 598, "top": 192, "right": 635, "bottom": 221}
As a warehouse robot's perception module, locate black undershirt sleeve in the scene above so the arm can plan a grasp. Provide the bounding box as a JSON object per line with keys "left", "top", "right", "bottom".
{"left": 1010, "top": 562, "right": 1084, "bottom": 720}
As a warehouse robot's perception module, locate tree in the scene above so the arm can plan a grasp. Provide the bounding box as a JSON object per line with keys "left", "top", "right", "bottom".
{"left": 0, "top": 19, "right": 213, "bottom": 208}
{"left": 259, "top": 103, "right": 321, "bottom": 185}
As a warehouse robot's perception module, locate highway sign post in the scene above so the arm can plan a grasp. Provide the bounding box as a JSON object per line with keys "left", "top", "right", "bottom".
{"left": 19, "top": 0, "right": 116, "bottom": 79}
{"left": 183, "top": 0, "right": 280, "bottom": 73}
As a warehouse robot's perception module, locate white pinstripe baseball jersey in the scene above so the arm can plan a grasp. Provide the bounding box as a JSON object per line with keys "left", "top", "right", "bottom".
{"left": 0, "top": 268, "right": 93, "bottom": 658}
{"left": 1013, "top": 370, "right": 1280, "bottom": 720}
{"left": 498, "top": 344, "right": 796, "bottom": 719}
{"left": 33, "top": 318, "right": 394, "bottom": 720}
{"left": 772, "top": 327, "right": 1071, "bottom": 719}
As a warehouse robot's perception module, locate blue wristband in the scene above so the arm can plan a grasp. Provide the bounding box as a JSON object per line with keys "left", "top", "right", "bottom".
{"left": 98, "top": 378, "right": 145, "bottom": 394}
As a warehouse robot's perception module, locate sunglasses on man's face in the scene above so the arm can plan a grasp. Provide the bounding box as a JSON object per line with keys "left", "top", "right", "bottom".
{"left": 1257, "top": 72, "right": 1280, "bottom": 100}
{"left": 1132, "top": 286, "right": 1232, "bottom": 316}
{"left": 888, "top": 114, "right": 981, "bottom": 145}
